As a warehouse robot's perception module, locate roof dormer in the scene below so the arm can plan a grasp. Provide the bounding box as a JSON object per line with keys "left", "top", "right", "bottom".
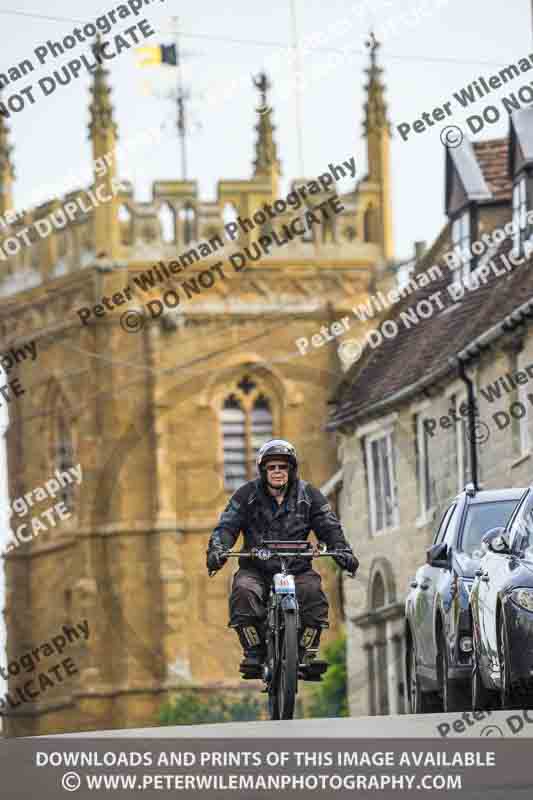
{"left": 509, "top": 110, "right": 533, "bottom": 255}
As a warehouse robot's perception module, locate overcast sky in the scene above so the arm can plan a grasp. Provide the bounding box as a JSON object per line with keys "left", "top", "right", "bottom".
{"left": 0, "top": 0, "right": 532, "bottom": 715}
{"left": 0, "top": 0, "right": 531, "bottom": 259}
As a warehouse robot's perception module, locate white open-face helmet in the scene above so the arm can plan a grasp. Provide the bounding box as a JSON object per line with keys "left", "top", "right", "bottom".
{"left": 256, "top": 439, "right": 298, "bottom": 476}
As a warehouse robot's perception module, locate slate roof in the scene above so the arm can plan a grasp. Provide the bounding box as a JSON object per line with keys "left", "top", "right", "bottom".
{"left": 327, "top": 233, "right": 533, "bottom": 431}
{"left": 327, "top": 130, "right": 525, "bottom": 431}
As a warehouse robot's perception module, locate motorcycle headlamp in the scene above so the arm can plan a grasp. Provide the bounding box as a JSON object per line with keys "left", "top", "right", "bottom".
{"left": 510, "top": 588, "right": 533, "bottom": 612}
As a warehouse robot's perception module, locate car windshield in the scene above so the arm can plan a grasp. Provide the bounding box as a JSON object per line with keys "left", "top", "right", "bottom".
{"left": 460, "top": 500, "right": 519, "bottom": 557}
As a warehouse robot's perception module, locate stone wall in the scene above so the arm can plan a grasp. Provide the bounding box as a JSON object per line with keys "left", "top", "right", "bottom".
{"left": 0, "top": 248, "right": 375, "bottom": 735}
{"left": 341, "top": 327, "right": 533, "bottom": 717}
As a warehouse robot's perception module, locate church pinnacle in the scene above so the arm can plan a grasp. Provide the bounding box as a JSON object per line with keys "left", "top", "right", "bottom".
{"left": 89, "top": 39, "right": 118, "bottom": 140}
{"left": 252, "top": 72, "right": 281, "bottom": 196}
{"left": 88, "top": 38, "right": 120, "bottom": 258}
{"left": 363, "top": 34, "right": 390, "bottom": 138}
{"left": 0, "top": 94, "right": 15, "bottom": 216}
{"left": 361, "top": 34, "right": 393, "bottom": 261}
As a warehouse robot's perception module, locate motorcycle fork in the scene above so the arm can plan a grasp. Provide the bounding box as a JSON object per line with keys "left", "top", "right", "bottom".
{"left": 265, "top": 582, "right": 300, "bottom": 687}
{"left": 265, "top": 592, "right": 278, "bottom": 685}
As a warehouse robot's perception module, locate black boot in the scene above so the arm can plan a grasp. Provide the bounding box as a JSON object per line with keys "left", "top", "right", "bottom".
{"left": 236, "top": 625, "right": 266, "bottom": 677}
{"left": 299, "top": 627, "right": 322, "bottom": 664}
{"left": 298, "top": 627, "right": 328, "bottom": 681}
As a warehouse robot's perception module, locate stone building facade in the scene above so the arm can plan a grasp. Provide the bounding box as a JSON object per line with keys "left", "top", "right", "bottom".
{"left": 0, "top": 363, "right": 8, "bottom": 737}
{"left": 0, "top": 43, "right": 395, "bottom": 734}
{"left": 328, "top": 109, "right": 533, "bottom": 718}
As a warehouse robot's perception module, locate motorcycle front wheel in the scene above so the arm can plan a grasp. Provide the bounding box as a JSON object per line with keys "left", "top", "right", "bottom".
{"left": 277, "top": 610, "right": 298, "bottom": 720}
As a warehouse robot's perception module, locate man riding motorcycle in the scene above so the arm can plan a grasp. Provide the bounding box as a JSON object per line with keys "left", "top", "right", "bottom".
{"left": 206, "top": 439, "right": 359, "bottom": 676}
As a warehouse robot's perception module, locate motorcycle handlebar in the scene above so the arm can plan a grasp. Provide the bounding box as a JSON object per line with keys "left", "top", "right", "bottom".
{"left": 208, "top": 546, "right": 357, "bottom": 578}
{"left": 225, "top": 547, "right": 352, "bottom": 558}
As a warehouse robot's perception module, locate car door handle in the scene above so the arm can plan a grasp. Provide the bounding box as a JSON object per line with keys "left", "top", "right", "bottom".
{"left": 410, "top": 580, "right": 418, "bottom": 588}
{"left": 481, "top": 572, "right": 490, "bottom": 582}
{"left": 420, "top": 582, "right": 430, "bottom": 590}
{"left": 475, "top": 568, "right": 483, "bottom": 577}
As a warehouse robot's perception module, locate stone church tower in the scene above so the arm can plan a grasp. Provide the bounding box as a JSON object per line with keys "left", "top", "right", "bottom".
{"left": 0, "top": 44, "right": 394, "bottom": 735}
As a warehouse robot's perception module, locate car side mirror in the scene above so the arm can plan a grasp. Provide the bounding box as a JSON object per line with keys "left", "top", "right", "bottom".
{"left": 427, "top": 541, "right": 449, "bottom": 569}
{"left": 482, "top": 527, "right": 510, "bottom": 555}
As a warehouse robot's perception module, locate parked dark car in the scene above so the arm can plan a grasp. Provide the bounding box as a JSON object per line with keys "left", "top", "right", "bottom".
{"left": 471, "top": 485, "right": 533, "bottom": 710}
{"left": 405, "top": 485, "right": 523, "bottom": 714}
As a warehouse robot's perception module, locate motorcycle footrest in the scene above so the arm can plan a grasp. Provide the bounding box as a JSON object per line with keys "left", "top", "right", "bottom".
{"left": 240, "top": 666, "right": 263, "bottom": 680}
{"left": 299, "top": 660, "right": 328, "bottom": 679}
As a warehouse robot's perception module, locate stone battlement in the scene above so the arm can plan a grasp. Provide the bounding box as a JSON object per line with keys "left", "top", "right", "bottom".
{"left": 0, "top": 176, "right": 378, "bottom": 299}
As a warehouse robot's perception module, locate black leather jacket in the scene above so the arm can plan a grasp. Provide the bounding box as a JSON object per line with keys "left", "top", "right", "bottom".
{"left": 208, "top": 477, "right": 354, "bottom": 575}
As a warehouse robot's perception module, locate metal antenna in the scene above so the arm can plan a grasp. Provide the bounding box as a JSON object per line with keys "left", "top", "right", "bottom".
{"left": 171, "top": 16, "right": 188, "bottom": 180}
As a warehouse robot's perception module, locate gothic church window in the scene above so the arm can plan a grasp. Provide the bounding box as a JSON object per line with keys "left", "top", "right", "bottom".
{"left": 221, "top": 395, "right": 246, "bottom": 491}
{"left": 220, "top": 377, "right": 274, "bottom": 491}
{"left": 54, "top": 412, "right": 75, "bottom": 511}
{"left": 363, "top": 205, "right": 376, "bottom": 243}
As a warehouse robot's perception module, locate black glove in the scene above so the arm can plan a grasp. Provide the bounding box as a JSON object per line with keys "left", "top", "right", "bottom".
{"left": 333, "top": 549, "right": 359, "bottom": 577}
{"left": 206, "top": 544, "right": 228, "bottom": 574}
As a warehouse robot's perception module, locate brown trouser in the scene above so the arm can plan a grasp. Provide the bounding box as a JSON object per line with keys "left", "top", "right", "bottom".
{"left": 229, "top": 567, "right": 329, "bottom": 630}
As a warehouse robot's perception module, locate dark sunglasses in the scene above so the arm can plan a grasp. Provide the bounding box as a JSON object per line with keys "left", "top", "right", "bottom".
{"left": 266, "top": 463, "right": 290, "bottom": 472}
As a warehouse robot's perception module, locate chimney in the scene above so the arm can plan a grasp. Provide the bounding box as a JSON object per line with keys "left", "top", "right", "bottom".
{"left": 415, "top": 240, "right": 427, "bottom": 261}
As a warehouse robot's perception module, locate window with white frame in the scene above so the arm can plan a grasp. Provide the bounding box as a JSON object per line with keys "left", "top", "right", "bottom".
{"left": 365, "top": 430, "right": 398, "bottom": 534}
{"left": 415, "top": 412, "right": 434, "bottom": 518}
{"left": 451, "top": 210, "right": 471, "bottom": 284}
{"left": 512, "top": 175, "right": 529, "bottom": 255}
{"left": 453, "top": 393, "right": 472, "bottom": 492}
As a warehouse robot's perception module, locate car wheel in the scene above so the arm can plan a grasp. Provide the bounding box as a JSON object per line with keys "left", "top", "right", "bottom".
{"left": 499, "top": 611, "right": 519, "bottom": 710}
{"left": 439, "top": 631, "right": 470, "bottom": 712}
{"left": 472, "top": 637, "right": 495, "bottom": 711}
{"left": 407, "top": 640, "right": 441, "bottom": 714}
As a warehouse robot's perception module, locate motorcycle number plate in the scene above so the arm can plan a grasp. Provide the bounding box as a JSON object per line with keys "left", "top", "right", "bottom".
{"left": 274, "top": 574, "right": 295, "bottom": 594}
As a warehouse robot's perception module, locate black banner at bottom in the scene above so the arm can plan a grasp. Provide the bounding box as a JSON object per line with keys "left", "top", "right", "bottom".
{"left": 1, "top": 738, "right": 533, "bottom": 798}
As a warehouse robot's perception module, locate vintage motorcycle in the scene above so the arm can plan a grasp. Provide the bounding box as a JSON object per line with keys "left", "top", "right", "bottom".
{"left": 223, "top": 540, "right": 352, "bottom": 720}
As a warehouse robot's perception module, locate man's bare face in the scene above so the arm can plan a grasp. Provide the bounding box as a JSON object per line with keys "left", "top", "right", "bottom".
{"left": 265, "top": 459, "right": 290, "bottom": 490}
